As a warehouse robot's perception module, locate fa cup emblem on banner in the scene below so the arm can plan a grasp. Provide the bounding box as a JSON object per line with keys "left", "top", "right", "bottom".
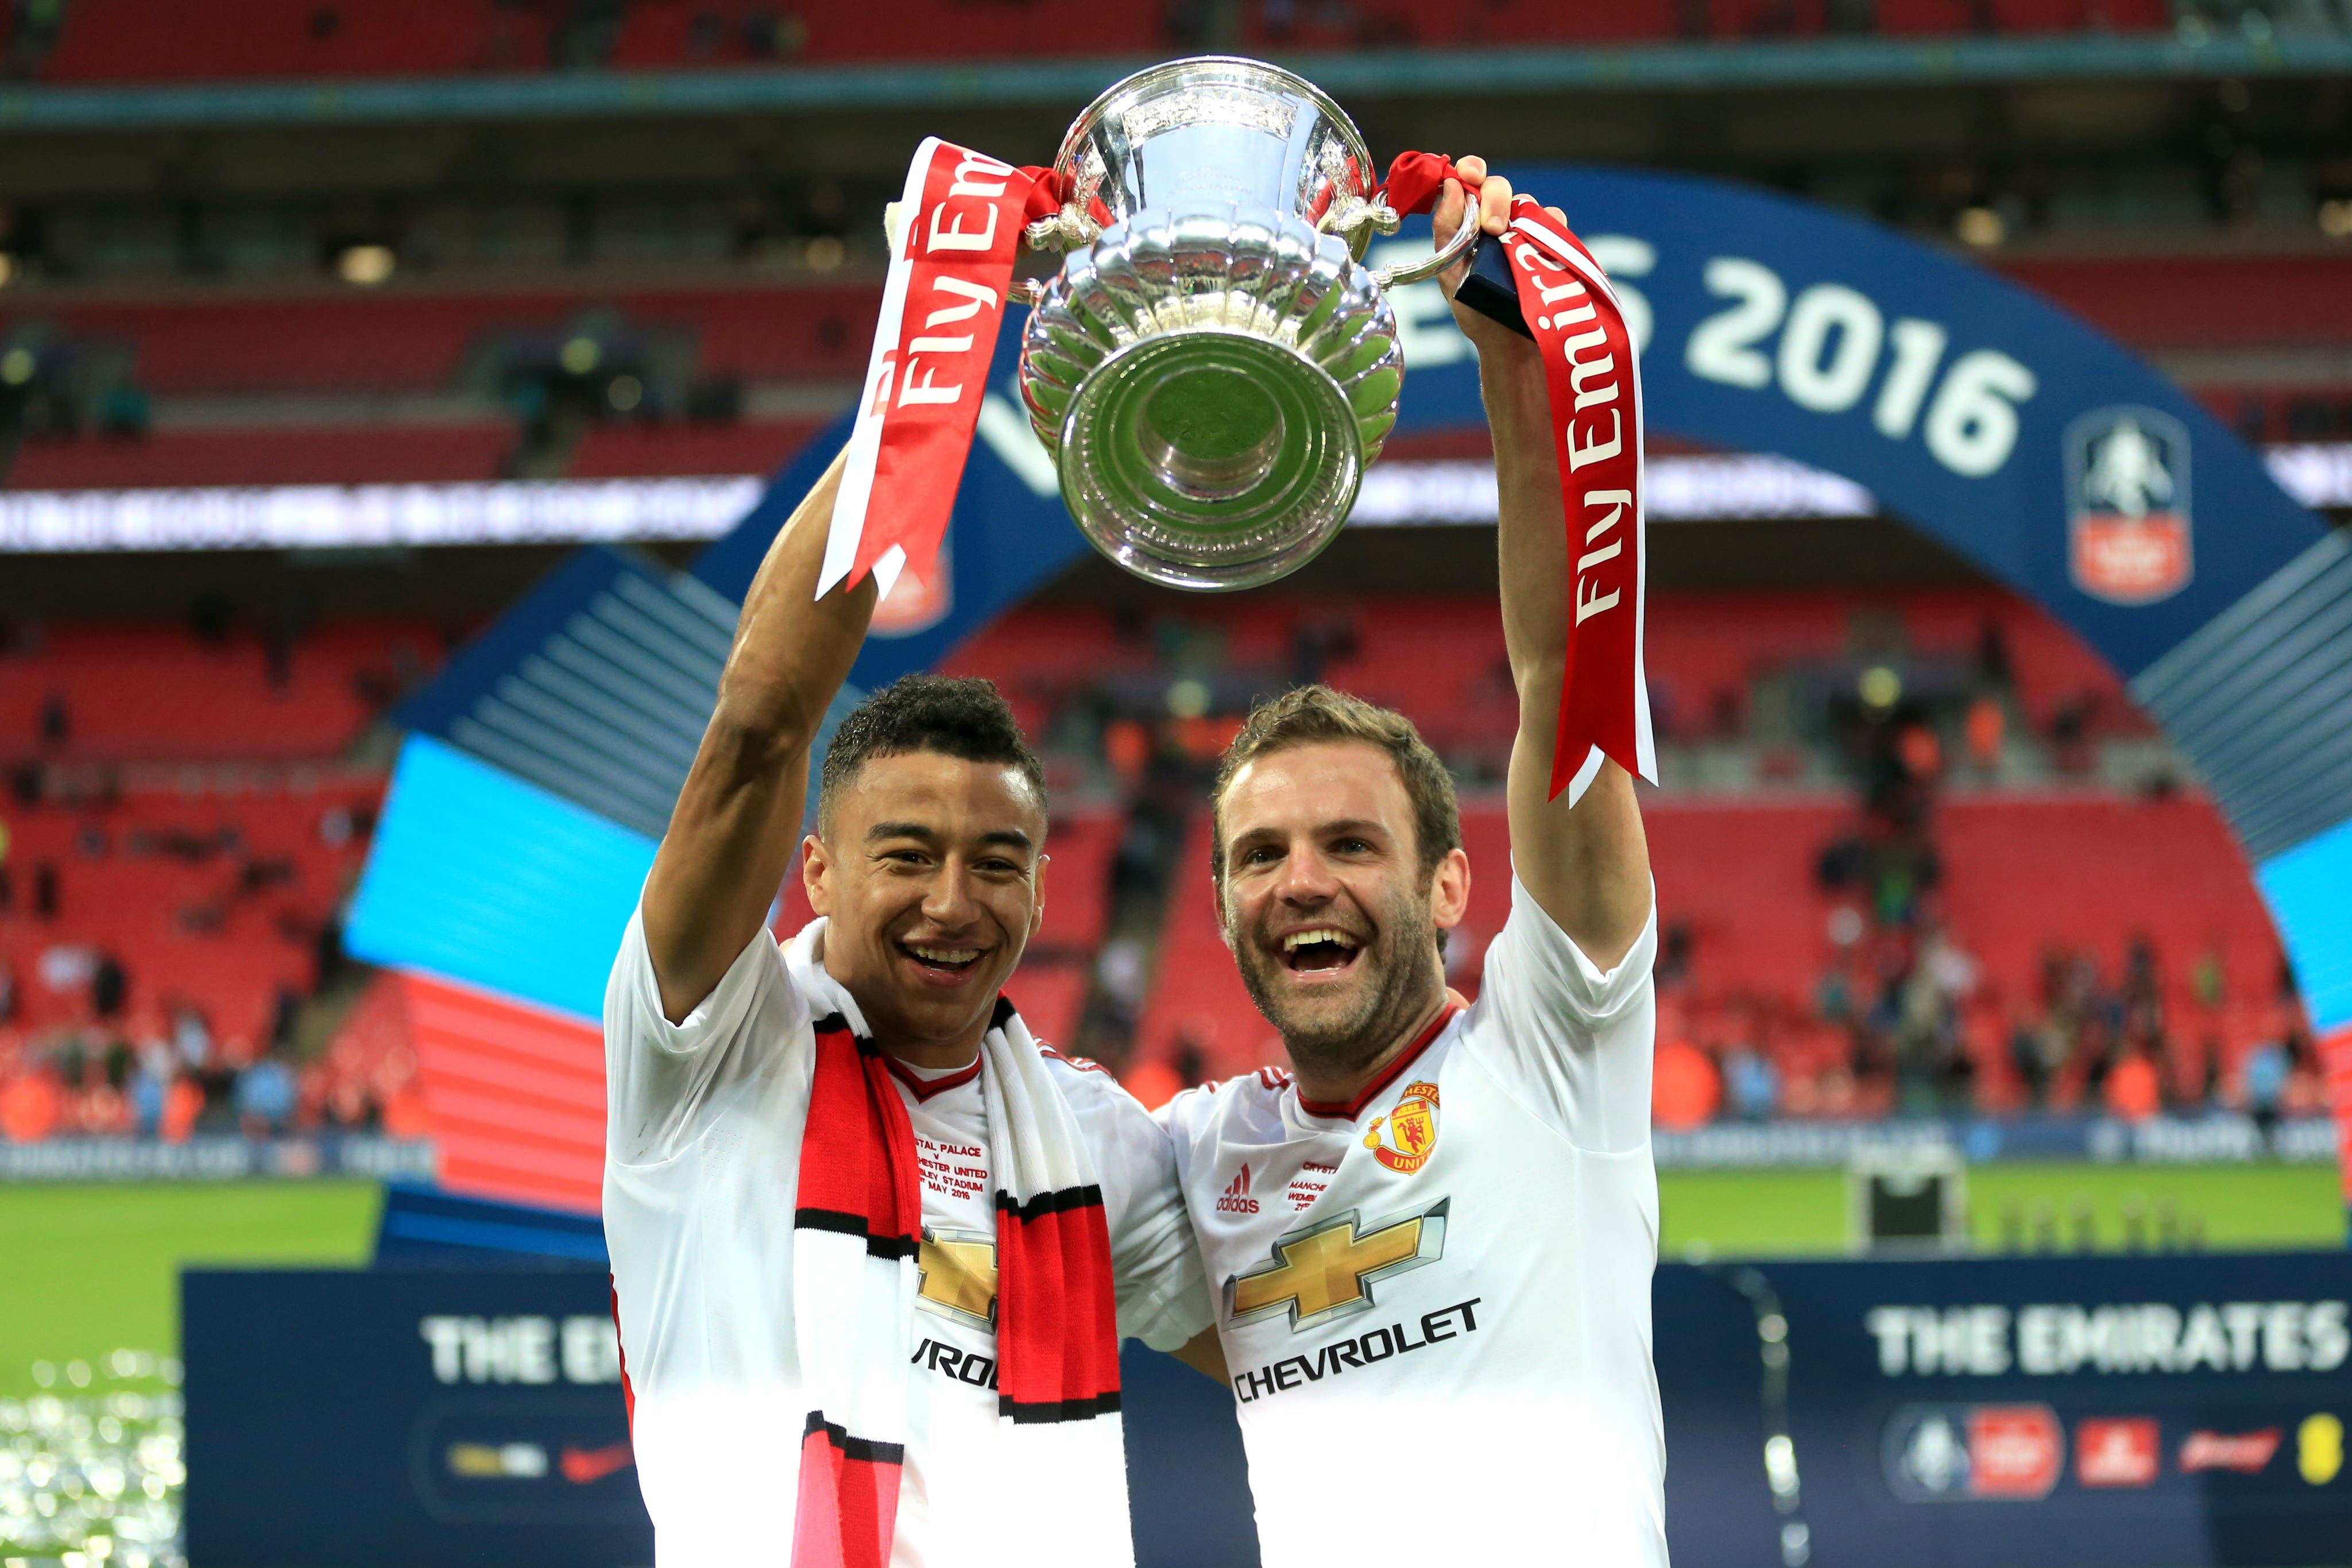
{"left": 2065, "top": 406, "right": 2193, "bottom": 606}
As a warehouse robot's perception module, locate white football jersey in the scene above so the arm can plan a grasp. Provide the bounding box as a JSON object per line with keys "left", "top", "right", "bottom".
{"left": 1158, "top": 874, "right": 1665, "bottom": 1567}
{"left": 605, "top": 912, "right": 1212, "bottom": 1567}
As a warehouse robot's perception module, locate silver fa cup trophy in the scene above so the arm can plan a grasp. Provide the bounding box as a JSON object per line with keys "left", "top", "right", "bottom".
{"left": 1015, "top": 56, "right": 1474, "bottom": 591}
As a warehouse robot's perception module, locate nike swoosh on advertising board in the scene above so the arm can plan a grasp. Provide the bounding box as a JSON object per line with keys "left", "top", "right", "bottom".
{"left": 560, "top": 1443, "right": 636, "bottom": 1484}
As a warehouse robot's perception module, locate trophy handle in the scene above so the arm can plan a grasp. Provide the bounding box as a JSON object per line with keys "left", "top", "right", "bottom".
{"left": 1368, "top": 210, "right": 1480, "bottom": 289}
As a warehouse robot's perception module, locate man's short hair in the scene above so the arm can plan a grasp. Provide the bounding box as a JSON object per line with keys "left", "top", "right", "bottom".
{"left": 817, "top": 673, "right": 1047, "bottom": 834}
{"left": 1209, "top": 683, "right": 1461, "bottom": 893}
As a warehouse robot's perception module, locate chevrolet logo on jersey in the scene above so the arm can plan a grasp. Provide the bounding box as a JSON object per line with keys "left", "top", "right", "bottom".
{"left": 918, "top": 1230, "right": 997, "bottom": 1327}
{"left": 1225, "top": 1198, "right": 1449, "bottom": 1332}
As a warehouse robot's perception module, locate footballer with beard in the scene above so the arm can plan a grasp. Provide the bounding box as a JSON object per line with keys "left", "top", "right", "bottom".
{"left": 1157, "top": 157, "right": 1665, "bottom": 1565}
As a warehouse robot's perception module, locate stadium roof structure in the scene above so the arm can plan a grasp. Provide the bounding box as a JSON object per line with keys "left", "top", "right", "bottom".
{"left": 2, "top": 30, "right": 2349, "bottom": 130}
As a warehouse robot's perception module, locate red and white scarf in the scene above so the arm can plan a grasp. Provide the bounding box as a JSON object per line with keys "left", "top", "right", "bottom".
{"left": 822, "top": 140, "right": 1655, "bottom": 806}
{"left": 785, "top": 922, "right": 1128, "bottom": 1568}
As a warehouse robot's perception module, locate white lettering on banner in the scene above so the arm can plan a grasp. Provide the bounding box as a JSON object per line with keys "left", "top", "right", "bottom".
{"left": 1574, "top": 491, "right": 1631, "bottom": 625}
{"left": 1533, "top": 275, "right": 1589, "bottom": 309}
{"left": 896, "top": 359, "right": 962, "bottom": 408}
{"left": 926, "top": 203, "right": 1000, "bottom": 254}
{"left": 1584, "top": 490, "right": 1633, "bottom": 543}
{"left": 921, "top": 274, "right": 998, "bottom": 326}
{"left": 1685, "top": 254, "right": 2037, "bottom": 479}
{"left": 1866, "top": 1306, "right": 2012, "bottom": 1376}
{"left": 1356, "top": 233, "right": 2057, "bottom": 485}
{"left": 1867, "top": 1300, "right": 2351, "bottom": 1376}
{"left": 420, "top": 1315, "right": 624, "bottom": 1385}
{"left": 946, "top": 149, "right": 1015, "bottom": 200}
{"left": 895, "top": 276, "right": 1001, "bottom": 408}
{"left": 562, "top": 1314, "right": 624, "bottom": 1384}
{"left": 1567, "top": 411, "right": 1623, "bottom": 473}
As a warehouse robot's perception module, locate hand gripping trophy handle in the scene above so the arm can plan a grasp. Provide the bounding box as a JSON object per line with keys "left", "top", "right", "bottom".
{"left": 1367, "top": 206, "right": 1480, "bottom": 289}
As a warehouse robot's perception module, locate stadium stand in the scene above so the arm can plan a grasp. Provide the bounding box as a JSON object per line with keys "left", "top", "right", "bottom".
{"left": 942, "top": 583, "right": 2148, "bottom": 762}
{"left": 0, "top": 285, "right": 874, "bottom": 396}
{"left": 0, "top": 559, "right": 2311, "bottom": 1144}
{"left": 0, "top": 771, "right": 385, "bottom": 1066}
{"left": 6, "top": 251, "right": 2341, "bottom": 494}
{"left": 0, "top": 619, "right": 440, "bottom": 761}
{"left": 0, "top": 614, "right": 444, "bottom": 1141}
{"left": 1129, "top": 791, "right": 2296, "bottom": 1117}
{"left": 12, "top": 0, "right": 2183, "bottom": 84}
{"left": 6, "top": 425, "right": 516, "bottom": 488}
{"left": 6, "top": 260, "right": 2339, "bottom": 397}
{"left": 565, "top": 417, "right": 823, "bottom": 479}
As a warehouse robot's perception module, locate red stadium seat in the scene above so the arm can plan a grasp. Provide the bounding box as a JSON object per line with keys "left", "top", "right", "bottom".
{"left": 6, "top": 426, "right": 513, "bottom": 489}
{"left": 28, "top": 0, "right": 2175, "bottom": 83}
{"left": 566, "top": 418, "right": 822, "bottom": 479}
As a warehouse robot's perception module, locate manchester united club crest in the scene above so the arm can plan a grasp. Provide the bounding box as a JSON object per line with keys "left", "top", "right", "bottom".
{"left": 1363, "top": 1080, "right": 1441, "bottom": 1174}
{"left": 2065, "top": 406, "right": 2192, "bottom": 606}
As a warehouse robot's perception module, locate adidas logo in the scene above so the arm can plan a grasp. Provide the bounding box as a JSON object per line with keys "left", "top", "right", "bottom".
{"left": 1216, "top": 1163, "right": 1260, "bottom": 1215}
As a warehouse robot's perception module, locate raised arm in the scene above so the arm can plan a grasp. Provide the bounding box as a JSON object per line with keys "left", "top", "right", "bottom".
{"left": 641, "top": 448, "right": 877, "bottom": 1023}
{"left": 1433, "top": 159, "right": 1651, "bottom": 970}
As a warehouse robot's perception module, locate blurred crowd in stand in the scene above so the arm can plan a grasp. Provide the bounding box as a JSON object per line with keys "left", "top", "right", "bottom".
{"left": 0, "top": 586, "right": 2326, "bottom": 1144}
{"left": 1642, "top": 630, "right": 2324, "bottom": 1131}
{"left": 0, "top": 610, "right": 433, "bottom": 1147}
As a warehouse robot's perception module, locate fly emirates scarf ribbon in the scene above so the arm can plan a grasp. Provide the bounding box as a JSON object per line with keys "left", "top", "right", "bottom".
{"left": 818, "top": 139, "right": 1077, "bottom": 602}
{"left": 1381, "top": 153, "right": 1657, "bottom": 804}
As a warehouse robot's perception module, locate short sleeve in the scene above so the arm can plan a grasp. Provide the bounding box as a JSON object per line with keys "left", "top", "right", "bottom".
{"left": 604, "top": 905, "right": 804, "bottom": 1167}
{"left": 1089, "top": 1087, "right": 1213, "bottom": 1352}
{"left": 1463, "top": 872, "right": 1658, "bottom": 1155}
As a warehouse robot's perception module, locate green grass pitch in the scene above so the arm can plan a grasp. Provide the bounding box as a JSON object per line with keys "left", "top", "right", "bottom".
{"left": 1658, "top": 1160, "right": 2347, "bottom": 1259}
{"left": 0, "top": 1166, "right": 2341, "bottom": 1399}
{"left": 0, "top": 1180, "right": 381, "bottom": 1400}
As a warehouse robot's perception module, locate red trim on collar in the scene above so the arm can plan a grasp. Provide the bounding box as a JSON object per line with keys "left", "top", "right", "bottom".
{"left": 884, "top": 1054, "right": 981, "bottom": 1102}
{"left": 1294, "top": 1005, "right": 1460, "bottom": 1122}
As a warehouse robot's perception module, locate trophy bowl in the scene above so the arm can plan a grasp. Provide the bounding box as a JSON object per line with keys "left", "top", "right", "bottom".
{"left": 1017, "top": 57, "right": 1468, "bottom": 591}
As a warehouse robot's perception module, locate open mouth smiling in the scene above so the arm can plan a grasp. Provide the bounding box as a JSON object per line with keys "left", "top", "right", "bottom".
{"left": 898, "top": 939, "right": 988, "bottom": 980}
{"left": 1278, "top": 927, "right": 1364, "bottom": 975}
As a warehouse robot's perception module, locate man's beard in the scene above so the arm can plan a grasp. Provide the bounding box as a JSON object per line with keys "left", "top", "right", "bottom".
{"left": 1231, "top": 890, "right": 1446, "bottom": 1083}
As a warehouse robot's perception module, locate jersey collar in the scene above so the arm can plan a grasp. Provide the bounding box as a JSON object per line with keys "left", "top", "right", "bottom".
{"left": 885, "top": 1053, "right": 982, "bottom": 1102}
{"left": 1293, "top": 1003, "right": 1460, "bottom": 1123}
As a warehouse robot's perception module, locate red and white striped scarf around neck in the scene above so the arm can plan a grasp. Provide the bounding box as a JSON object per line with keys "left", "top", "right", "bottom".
{"left": 783, "top": 920, "right": 1129, "bottom": 1568}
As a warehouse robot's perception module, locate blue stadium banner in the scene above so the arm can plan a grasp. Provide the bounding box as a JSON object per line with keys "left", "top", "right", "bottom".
{"left": 183, "top": 1267, "right": 650, "bottom": 1568}
{"left": 179, "top": 1266, "right": 1254, "bottom": 1568}
{"left": 1370, "top": 165, "right": 2324, "bottom": 681}
{"left": 184, "top": 1253, "right": 2352, "bottom": 1567}
{"left": 345, "top": 735, "right": 654, "bottom": 1023}
{"left": 1662, "top": 1252, "right": 2352, "bottom": 1568}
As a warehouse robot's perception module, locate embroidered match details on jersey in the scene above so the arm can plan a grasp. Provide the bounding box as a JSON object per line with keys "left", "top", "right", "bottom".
{"left": 604, "top": 913, "right": 1212, "bottom": 1568}
{"left": 1158, "top": 875, "right": 1668, "bottom": 1568}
